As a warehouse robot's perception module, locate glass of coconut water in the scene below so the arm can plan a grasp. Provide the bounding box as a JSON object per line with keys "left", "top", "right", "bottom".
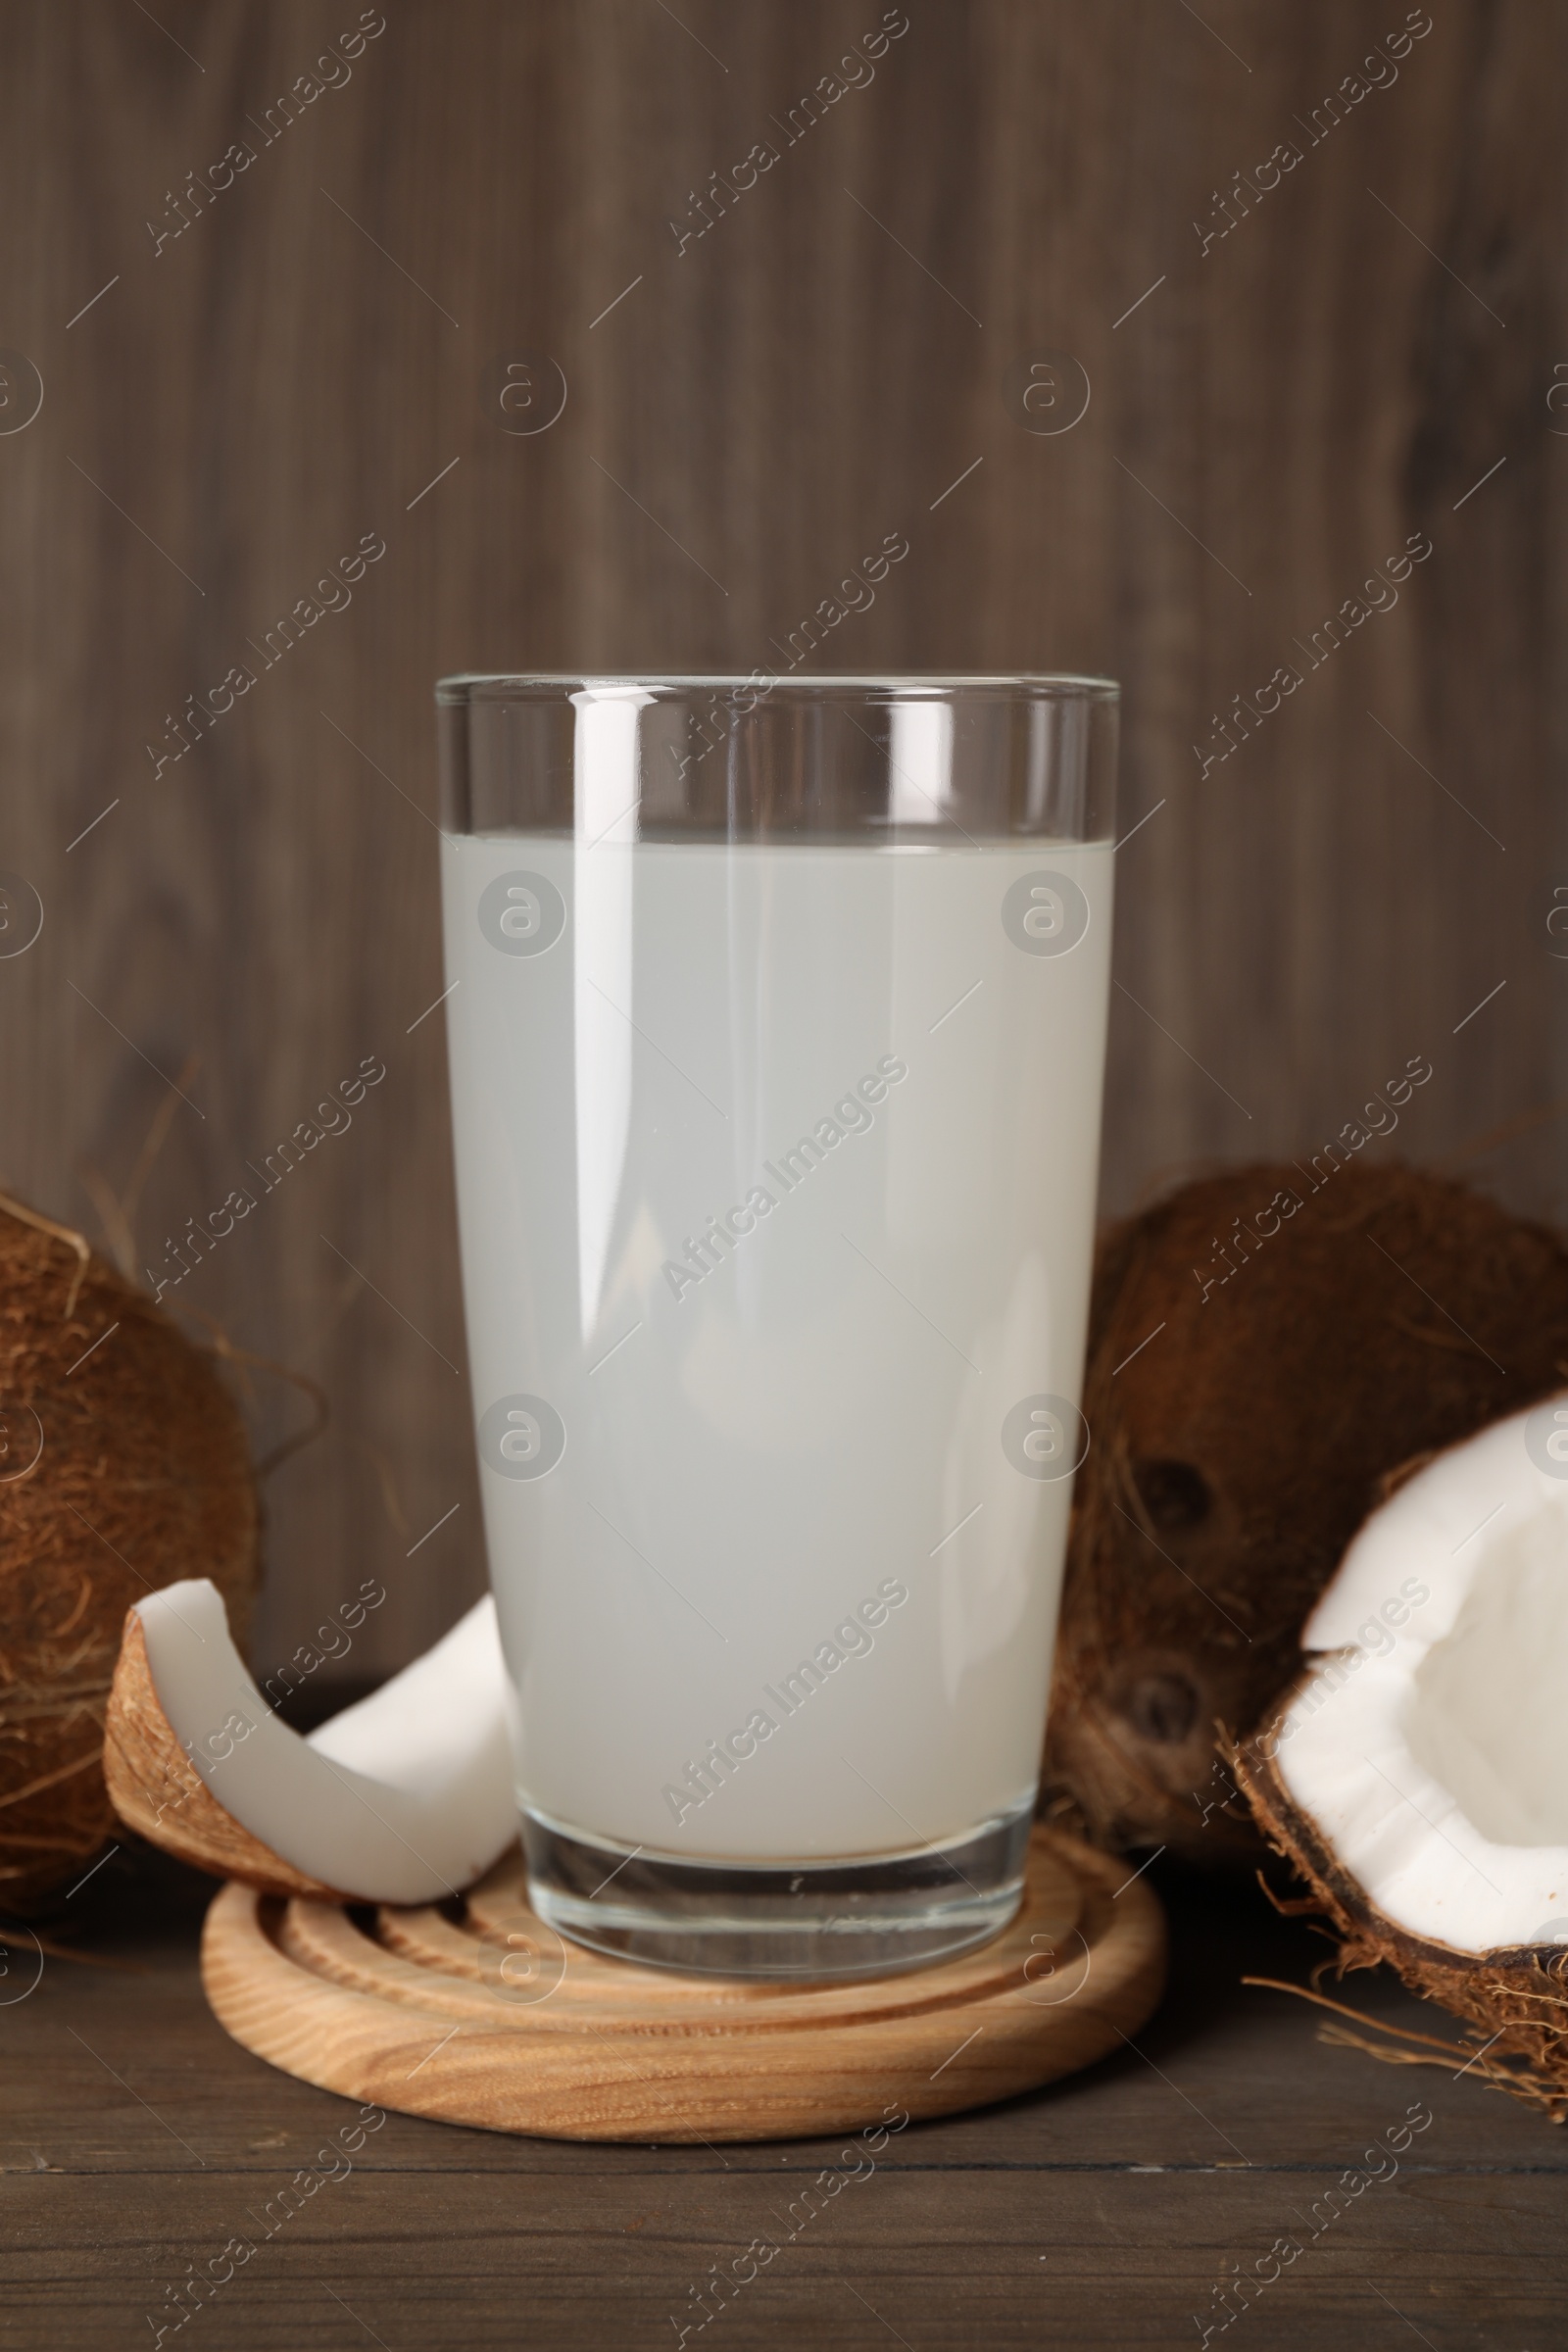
{"left": 437, "top": 674, "right": 1117, "bottom": 1977}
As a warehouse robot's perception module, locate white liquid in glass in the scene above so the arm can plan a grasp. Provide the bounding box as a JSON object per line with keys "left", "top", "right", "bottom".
{"left": 442, "top": 833, "right": 1112, "bottom": 1860}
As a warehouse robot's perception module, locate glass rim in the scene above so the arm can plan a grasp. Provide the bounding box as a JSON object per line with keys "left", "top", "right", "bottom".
{"left": 436, "top": 670, "right": 1120, "bottom": 703}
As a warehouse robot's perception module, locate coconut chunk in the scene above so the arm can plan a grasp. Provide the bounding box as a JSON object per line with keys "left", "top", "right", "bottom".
{"left": 1268, "top": 1405, "right": 1568, "bottom": 1953}
{"left": 124, "top": 1579, "right": 517, "bottom": 1904}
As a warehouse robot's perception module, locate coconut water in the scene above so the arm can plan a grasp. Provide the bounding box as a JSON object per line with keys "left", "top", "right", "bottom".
{"left": 442, "top": 832, "right": 1113, "bottom": 1859}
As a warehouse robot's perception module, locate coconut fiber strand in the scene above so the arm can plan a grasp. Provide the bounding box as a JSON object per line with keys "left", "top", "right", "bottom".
{"left": 1045, "top": 1165, "right": 1568, "bottom": 1863}
{"left": 1235, "top": 1739, "right": 1568, "bottom": 2124}
{"left": 0, "top": 1203, "right": 258, "bottom": 1908}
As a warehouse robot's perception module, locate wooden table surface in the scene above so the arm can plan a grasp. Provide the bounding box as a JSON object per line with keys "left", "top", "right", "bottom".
{"left": 4, "top": 1845, "right": 1563, "bottom": 2350}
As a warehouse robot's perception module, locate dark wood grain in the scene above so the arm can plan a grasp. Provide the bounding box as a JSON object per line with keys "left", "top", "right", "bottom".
{"left": 4, "top": 1848, "right": 1565, "bottom": 2348}
{"left": 0, "top": 0, "right": 1563, "bottom": 1679}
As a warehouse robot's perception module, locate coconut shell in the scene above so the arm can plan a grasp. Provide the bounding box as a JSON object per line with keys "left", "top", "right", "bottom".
{"left": 102, "top": 1610, "right": 339, "bottom": 1901}
{"left": 1232, "top": 1729, "right": 1568, "bottom": 2122}
{"left": 0, "top": 1202, "right": 259, "bottom": 1908}
{"left": 1044, "top": 1163, "right": 1568, "bottom": 1862}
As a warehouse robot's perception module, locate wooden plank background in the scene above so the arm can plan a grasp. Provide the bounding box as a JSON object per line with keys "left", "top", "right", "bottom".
{"left": 0, "top": 0, "right": 1562, "bottom": 1676}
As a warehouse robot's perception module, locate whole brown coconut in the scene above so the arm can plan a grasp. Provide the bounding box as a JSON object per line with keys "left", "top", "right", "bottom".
{"left": 1044, "top": 1163, "right": 1568, "bottom": 1862}
{"left": 0, "top": 1198, "right": 258, "bottom": 1908}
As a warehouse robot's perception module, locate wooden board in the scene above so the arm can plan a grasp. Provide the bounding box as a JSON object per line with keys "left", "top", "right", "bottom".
{"left": 198, "top": 1827, "right": 1164, "bottom": 2142}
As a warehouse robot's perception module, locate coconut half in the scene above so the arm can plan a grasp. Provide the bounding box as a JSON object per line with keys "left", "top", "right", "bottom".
{"left": 103, "top": 1580, "right": 517, "bottom": 1905}
{"left": 1234, "top": 1398, "right": 1568, "bottom": 2116}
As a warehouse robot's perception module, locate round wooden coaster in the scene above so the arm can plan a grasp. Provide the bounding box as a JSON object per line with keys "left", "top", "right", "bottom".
{"left": 200, "top": 1826, "right": 1165, "bottom": 2143}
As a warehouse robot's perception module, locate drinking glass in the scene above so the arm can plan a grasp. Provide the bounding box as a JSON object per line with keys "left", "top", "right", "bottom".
{"left": 437, "top": 673, "right": 1117, "bottom": 1977}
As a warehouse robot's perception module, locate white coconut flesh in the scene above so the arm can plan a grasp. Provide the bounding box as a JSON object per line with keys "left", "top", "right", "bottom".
{"left": 1269, "top": 1402, "right": 1568, "bottom": 1955}
{"left": 137, "top": 1579, "right": 517, "bottom": 1904}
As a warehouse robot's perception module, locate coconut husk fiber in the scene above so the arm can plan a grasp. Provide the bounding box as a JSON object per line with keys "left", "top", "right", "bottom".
{"left": 0, "top": 1197, "right": 258, "bottom": 1909}
{"left": 1234, "top": 1734, "right": 1568, "bottom": 2123}
{"left": 1044, "top": 1163, "right": 1568, "bottom": 1863}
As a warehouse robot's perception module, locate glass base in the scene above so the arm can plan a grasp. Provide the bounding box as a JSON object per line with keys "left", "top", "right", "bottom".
{"left": 521, "top": 1800, "right": 1034, "bottom": 1980}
